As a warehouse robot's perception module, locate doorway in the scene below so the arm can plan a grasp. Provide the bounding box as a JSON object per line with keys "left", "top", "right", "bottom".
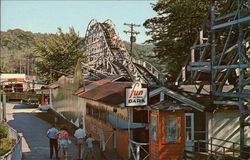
{"left": 185, "top": 113, "right": 194, "bottom": 151}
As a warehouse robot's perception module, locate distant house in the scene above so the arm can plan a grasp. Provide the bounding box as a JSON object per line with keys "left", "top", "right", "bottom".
{"left": 0, "top": 73, "right": 26, "bottom": 83}
{"left": 0, "top": 73, "right": 26, "bottom": 92}
{"left": 0, "top": 73, "right": 44, "bottom": 91}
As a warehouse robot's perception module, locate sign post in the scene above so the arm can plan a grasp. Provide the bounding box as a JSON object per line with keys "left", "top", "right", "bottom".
{"left": 125, "top": 82, "right": 148, "bottom": 158}
{"left": 128, "top": 107, "right": 131, "bottom": 158}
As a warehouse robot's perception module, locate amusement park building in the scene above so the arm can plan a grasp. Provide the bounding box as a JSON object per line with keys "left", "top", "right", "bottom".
{"left": 50, "top": 75, "right": 216, "bottom": 160}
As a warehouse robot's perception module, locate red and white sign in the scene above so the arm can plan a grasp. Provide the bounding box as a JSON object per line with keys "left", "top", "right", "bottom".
{"left": 125, "top": 82, "right": 148, "bottom": 107}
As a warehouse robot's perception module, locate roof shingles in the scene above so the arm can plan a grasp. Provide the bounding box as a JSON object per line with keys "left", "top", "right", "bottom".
{"left": 80, "top": 82, "right": 132, "bottom": 106}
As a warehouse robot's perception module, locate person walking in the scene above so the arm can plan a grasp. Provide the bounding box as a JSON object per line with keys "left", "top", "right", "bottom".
{"left": 57, "top": 126, "right": 69, "bottom": 160}
{"left": 85, "top": 133, "right": 95, "bottom": 159}
{"left": 46, "top": 124, "right": 59, "bottom": 160}
{"left": 74, "top": 124, "right": 86, "bottom": 160}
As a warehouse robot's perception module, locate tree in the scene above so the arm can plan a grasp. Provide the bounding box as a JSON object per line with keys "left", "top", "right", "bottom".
{"left": 34, "top": 27, "right": 86, "bottom": 82}
{"left": 143, "top": 0, "right": 210, "bottom": 81}
{"left": 0, "top": 29, "right": 37, "bottom": 73}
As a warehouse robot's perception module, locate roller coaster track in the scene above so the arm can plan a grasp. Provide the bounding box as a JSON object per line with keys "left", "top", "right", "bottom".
{"left": 83, "top": 19, "right": 165, "bottom": 85}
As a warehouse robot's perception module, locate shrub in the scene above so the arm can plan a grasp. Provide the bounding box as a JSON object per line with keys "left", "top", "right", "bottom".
{"left": 0, "top": 123, "right": 16, "bottom": 156}
{"left": 0, "top": 137, "right": 16, "bottom": 155}
{"left": 0, "top": 123, "right": 8, "bottom": 139}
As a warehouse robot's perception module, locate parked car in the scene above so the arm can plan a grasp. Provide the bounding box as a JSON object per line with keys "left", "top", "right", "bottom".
{"left": 3, "top": 85, "right": 13, "bottom": 92}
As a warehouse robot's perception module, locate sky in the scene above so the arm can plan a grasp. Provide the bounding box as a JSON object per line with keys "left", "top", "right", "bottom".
{"left": 1, "top": 0, "right": 157, "bottom": 44}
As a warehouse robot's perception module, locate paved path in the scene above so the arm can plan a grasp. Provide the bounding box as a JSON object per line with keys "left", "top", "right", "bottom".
{"left": 6, "top": 102, "right": 112, "bottom": 160}
{"left": 6, "top": 102, "right": 102, "bottom": 160}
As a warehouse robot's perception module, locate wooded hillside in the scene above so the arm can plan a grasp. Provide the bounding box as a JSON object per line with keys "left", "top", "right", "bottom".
{"left": 0, "top": 29, "right": 50, "bottom": 74}
{"left": 0, "top": 29, "right": 159, "bottom": 79}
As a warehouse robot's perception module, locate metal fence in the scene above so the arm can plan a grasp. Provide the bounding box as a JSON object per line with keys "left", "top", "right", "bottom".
{"left": 0, "top": 125, "right": 22, "bottom": 160}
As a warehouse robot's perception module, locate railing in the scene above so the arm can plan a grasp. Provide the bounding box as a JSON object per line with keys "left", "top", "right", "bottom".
{"left": 210, "top": 137, "right": 250, "bottom": 159}
{"left": 131, "top": 57, "right": 165, "bottom": 83}
{"left": 185, "top": 137, "right": 250, "bottom": 160}
{"left": 0, "top": 125, "right": 22, "bottom": 160}
{"left": 129, "top": 139, "right": 149, "bottom": 160}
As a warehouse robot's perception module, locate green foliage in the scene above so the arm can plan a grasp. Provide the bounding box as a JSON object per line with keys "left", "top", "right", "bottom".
{"left": 123, "top": 41, "right": 166, "bottom": 72}
{"left": 0, "top": 29, "right": 48, "bottom": 74}
{"left": 1, "top": 29, "right": 35, "bottom": 50}
{"left": 123, "top": 41, "right": 155, "bottom": 59}
{"left": 144, "top": 0, "right": 210, "bottom": 81}
{"left": 0, "top": 123, "right": 15, "bottom": 156}
{"left": 34, "top": 27, "right": 86, "bottom": 82}
{"left": 1, "top": 28, "right": 86, "bottom": 81}
{"left": 144, "top": 0, "right": 250, "bottom": 82}
{"left": 0, "top": 138, "right": 16, "bottom": 155}
{"left": 0, "top": 123, "right": 8, "bottom": 139}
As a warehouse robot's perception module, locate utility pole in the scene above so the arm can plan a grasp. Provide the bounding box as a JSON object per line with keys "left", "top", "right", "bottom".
{"left": 0, "top": 54, "right": 2, "bottom": 73}
{"left": 123, "top": 23, "right": 140, "bottom": 57}
{"left": 123, "top": 23, "right": 140, "bottom": 159}
{"left": 49, "top": 69, "right": 53, "bottom": 106}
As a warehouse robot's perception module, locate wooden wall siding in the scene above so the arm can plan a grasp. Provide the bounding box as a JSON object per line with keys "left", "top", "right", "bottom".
{"left": 150, "top": 140, "right": 159, "bottom": 160}
{"left": 207, "top": 110, "right": 250, "bottom": 150}
{"left": 150, "top": 110, "right": 185, "bottom": 160}
{"left": 85, "top": 115, "right": 129, "bottom": 160}
{"left": 86, "top": 99, "right": 129, "bottom": 119}
{"left": 116, "top": 130, "right": 129, "bottom": 160}
{"left": 85, "top": 115, "right": 113, "bottom": 145}
{"left": 150, "top": 110, "right": 159, "bottom": 160}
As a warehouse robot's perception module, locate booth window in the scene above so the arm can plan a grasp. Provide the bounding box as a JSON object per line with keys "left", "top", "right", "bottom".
{"left": 165, "top": 118, "right": 178, "bottom": 142}
{"left": 185, "top": 115, "right": 192, "bottom": 141}
{"left": 92, "top": 108, "right": 99, "bottom": 118}
{"left": 86, "top": 106, "right": 90, "bottom": 115}
{"left": 151, "top": 116, "right": 157, "bottom": 140}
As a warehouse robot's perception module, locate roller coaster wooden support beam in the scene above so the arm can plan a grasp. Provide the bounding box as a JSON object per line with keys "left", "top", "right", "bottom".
{"left": 83, "top": 19, "right": 165, "bottom": 85}
{"left": 210, "top": 0, "right": 250, "bottom": 157}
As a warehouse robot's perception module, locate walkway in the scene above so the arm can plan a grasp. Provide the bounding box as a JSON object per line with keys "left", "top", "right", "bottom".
{"left": 6, "top": 102, "right": 105, "bottom": 160}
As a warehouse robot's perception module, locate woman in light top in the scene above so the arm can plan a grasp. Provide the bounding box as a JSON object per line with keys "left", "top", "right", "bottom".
{"left": 57, "top": 126, "right": 69, "bottom": 160}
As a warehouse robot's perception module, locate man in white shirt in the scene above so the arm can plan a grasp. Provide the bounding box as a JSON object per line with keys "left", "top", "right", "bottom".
{"left": 74, "top": 124, "right": 86, "bottom": 160}
{"left": 46, "top": 124, "right": 59, "bottom": 160}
